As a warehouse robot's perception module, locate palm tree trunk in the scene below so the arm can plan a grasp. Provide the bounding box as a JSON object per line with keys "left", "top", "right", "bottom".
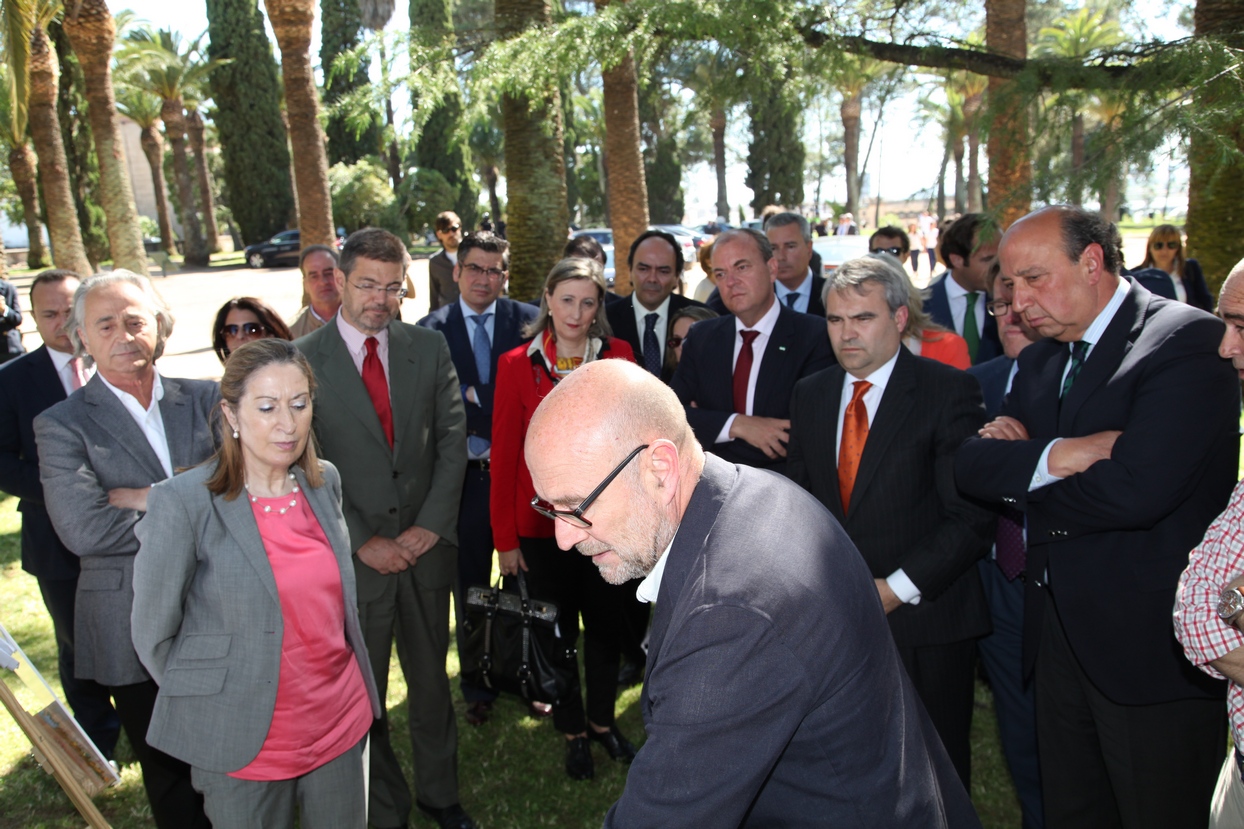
{"left": 596, "top": 2, "right": 648, "bottom": 295}
{"left": 139, "top": 124, "right": 176, "bottom": 255}
{"left": 711, "top": 107, "right": 728, "bottom": 220}
{"left": 265, "top": 0, "right": 336, "bottom": 249}
{"left": 9, "top": 143, "right": 49, "bottom": 268}
{"left": 186, "top": 109, "right": 220, "bottom": 253}
{"left": 985, "top": 0, "right": 1032, "bottom": 228}
{"left": 162, "top": 98, "right": 209, "bottom": 265}
{"left": 964, "top": 92, "right": 983, "bottom": 213}
{"left": 62, "top": 0, "right": 148, "bottom": 273}
{"left": 953, "top": 137, "right": 966, "bottom": 214}
{"left": 841, "top": 91, "right": 862, "bottom": 216}
{"left": 28, "top": 27, "right": 91, "bottom": 277}
{"left": 483, "top": 165, "right": 502, "bottom": 220}
{"left": 1069, "top": 111, "right": 1085, "bottom": 207}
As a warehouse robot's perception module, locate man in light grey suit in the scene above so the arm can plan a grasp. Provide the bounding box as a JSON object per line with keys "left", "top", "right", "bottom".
{"left": 34, "top": 270, "right": 217, "bottom": 829}
{"left": 295, "top": 228, "right": 473, "bottom": 829}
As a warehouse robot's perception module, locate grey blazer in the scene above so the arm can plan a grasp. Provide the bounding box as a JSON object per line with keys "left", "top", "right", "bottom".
{"left": 132, "top": 461, "right": 382, "bottom": 773}
{"left": 34, "top": 374, "right": 219, "bottom": 686}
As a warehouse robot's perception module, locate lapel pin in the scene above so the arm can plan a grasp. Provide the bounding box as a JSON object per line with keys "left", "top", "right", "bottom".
{"left": 779, "top": 346, "right": 787, "bottom": 352}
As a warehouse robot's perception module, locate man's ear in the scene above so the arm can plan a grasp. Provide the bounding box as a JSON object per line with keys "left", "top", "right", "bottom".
{"left": 647, "top": 440, "right": 681, "bottom": 504}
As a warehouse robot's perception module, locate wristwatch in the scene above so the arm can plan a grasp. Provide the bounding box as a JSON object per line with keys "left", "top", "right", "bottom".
{"left": 1218, "top": 586, "right": 1244, "bottom": 621}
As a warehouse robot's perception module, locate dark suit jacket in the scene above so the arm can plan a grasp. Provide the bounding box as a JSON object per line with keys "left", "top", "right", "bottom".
{"left": 34, "top": 373, "right": 220, "bottom": 686}
{"left": 0, "top": 346, "right": 77, "bottom": 580}
{"left": 923, "top": 273, "right": 1002, "bottom": 364}
{"left": 605, "top": 293, "right": 706, "bottom": 383}
{"left": 967, "top": 354, "right": 1015, "bottom": 419}
{"left": 0, "top": 279, "right": 24, "bottom": 362}
{"left": 417, "top": 298, "right": 538, "bottom": 443}
{"left": 427, "top": 250, "right": 459, "bottom": 311}
{"left": 704, "top": 269, "right": 826, "bottom": 318}
{"left": 671, "top": 303, "right": 834, "bottom": 473}
{"left": 787, "top": 347, "right": 994, "bottom": 648}
{"left": 955, "top": 277, "right": 1238, "bottom": 705}
{"left": 606, "top": 455, "right": 980, "bottom": 828}
{"left": 1125, "top": 263, "right": 1214, "bottom": 313}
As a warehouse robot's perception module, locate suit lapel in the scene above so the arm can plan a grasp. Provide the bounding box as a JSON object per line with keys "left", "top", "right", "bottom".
{"left": 753, "top": 306, "right": 796, "bottom": 415}
{"left": 444, "top": 303, "right": 477, "bottom": 386}
{"left": 493, "top": 303, "right": 521, "bottom": 365}
{"left": 316, "top": 323, "right": 392, "bottom": 452}
{"left": 847, "top": 349, "right": 915, "bottom": 515}
{"left": 615, "top": 297, "right": 640, "bottom": 352}
{"left": 31, "top": 347, "right": 67, "bottom": 407}
{"left": 216, "top": 488, "right": 281, "bottom": 607}
{"left": 818, "top": 366, "right": 847, "bottom": 516}
{"left": 1058, "top": 280, "right": 1144, "bottom": 432}
{"left": 82, "top": 376, "right": 168, "bottom": 481}
{"left": 159, "top": 377, "right": 198, "bottom": 471}
{"left": 705, "top": 318, "right": 736, "bottom": 409}
{"left": 387, "top": 322, "right": 424, "bottom": 456}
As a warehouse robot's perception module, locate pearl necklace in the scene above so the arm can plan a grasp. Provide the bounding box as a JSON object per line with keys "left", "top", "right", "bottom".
{"left": 246, "top": 472, "right": 300, "bottom": 515}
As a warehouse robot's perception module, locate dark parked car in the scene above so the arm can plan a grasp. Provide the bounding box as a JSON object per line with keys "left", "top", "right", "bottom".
{"left": 245, "top": 229, "right": 302, "bottom": 268}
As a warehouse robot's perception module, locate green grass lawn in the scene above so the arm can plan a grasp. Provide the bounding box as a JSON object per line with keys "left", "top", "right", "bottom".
{"left": 0, "top": 494, "right": 1022, "bottom": 827}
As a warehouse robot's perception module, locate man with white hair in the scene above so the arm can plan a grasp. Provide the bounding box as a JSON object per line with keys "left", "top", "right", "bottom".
{"left": 35, "top": 270, "right": 218, "bottom": 829}
{"left": 524, "top": 359, "right": 981, "bottom": 828}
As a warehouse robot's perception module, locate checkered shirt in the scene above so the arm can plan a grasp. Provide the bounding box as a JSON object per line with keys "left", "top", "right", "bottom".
{"left": 1173, "top": 477, "right": 1244, "bottom": 746}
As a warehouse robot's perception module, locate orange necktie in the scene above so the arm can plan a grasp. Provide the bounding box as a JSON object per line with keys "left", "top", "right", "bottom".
{"left": 838, "top": 380, "right": 872, "bottom": 514}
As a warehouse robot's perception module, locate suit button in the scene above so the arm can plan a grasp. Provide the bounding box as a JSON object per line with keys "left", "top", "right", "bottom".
{"left": 392, "top": 471, "right": 399, "bottom": 479}
{"left": 388, "top": 507, "right": 397, "bottom": 515}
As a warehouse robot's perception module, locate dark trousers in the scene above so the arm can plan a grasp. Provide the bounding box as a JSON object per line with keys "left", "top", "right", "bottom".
{"left": 110, "top": 679, "right": 210, "bottom": 829}
{"left": 977, "top": 558, "right": 1043, "bottom": 829}
{"left": 37, "top": 576, "right": 120, "bottom": 759}
{"left": 910, "top": 251, "right": 922, "bottom": 273}
{"left": 1036, "top": 593, "right": 1225, "bottom": 829}
{"left": 896, "top": 639, "right": 976, "bottom": 790}
{"left": 453, "top": 466, "right": 500, "bottom": 705}
{"left": 519, "top": 536, "right": 626, "bottom": 735}
{"left": 928, "top": 248, "right": 938, "bottom": 270}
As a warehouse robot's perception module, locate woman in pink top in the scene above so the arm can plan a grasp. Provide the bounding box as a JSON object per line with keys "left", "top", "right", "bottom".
{"left": 133, "top": 339, "right": 381, "bottom": 829}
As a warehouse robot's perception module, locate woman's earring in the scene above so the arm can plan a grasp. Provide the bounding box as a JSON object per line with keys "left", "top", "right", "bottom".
{"left": 232, "top": 429, "right": 239, "bottom": 439}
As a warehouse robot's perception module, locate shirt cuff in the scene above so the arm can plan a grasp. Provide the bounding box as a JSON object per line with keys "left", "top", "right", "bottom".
{"left": 716, "top": 414, "right": 738, "bottom": 445}
{"left": 886, "top": 569, "right": 922, "bottom": 605}
{"left": 1029, "top": 439, "right": 1065, "bottom": 491}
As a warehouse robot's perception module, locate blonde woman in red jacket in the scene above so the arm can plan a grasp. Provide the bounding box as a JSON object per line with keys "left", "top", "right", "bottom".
{"left": 490, "top": 256, "right": 638, "bottom": 782}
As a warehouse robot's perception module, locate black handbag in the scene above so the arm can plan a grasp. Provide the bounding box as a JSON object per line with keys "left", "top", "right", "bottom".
{"left": 459, "top": 571, "right": 579, "bottom": 706}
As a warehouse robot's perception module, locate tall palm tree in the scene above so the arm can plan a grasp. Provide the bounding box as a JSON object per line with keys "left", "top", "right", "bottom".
{"left": 21, "top": 0, "right": 92, "bottom": 275}
{"left": 185, "top": 106, "right": 219, "bottom": 252}
{"left": 0, "top": 63, "right": 48, "bottom": 266}
{"left": 62, "top": 0, "right": 147, "bottom": 272}
{"left": 985, "top": 0, "right": 1031, "bottom": 228}
{"left": 115, "top": 84, "right": 174, "bottom": 253}
{"left": 468, "top": 109, "right": 504, "bottom": 222}
{"left": 834, "top": 56, "right": 884, "bottom": 217}
{"left": 264, "top": 0, "right": 335, "bottom": 249}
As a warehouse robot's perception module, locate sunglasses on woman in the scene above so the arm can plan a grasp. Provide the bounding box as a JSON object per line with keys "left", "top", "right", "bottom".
{"left": 1151, "top": 241, "right": 1180, "bottom": 251}
{"left": 221, "top": 322, "right": 267, "bottom": 338}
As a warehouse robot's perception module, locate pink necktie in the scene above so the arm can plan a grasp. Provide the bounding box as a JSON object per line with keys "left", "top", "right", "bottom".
{"left": 69, "top": 357, "right": 85, "bottom": 390}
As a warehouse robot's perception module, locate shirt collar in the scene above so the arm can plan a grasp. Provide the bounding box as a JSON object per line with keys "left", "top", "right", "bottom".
{"left": 735, "top": 296, "right": 781, "bottom": 337}
{"left": 99, "top": 370, "right": 164, "bottom": 413}
{"left": 944, "top": 271, "right": 975, "bottom": 300}
{"left": 774, "top": 269, "right": 813, "bottom": 302}
{"left": 636, "top": 536, "right": 675, "bottom": 604}
{"left": 1079, "top": 276, "right": 1130, "bottom": 349}
{"left": 459, "top": 296, "right": 498, "bottom": 320}
{"left": 336, "top": 312, "right": 389, "bottom": 356}
{"left": 842, "top": 346, "right": 901, "bottom": 394}
{"left": 47, "top": 347, "right": 75, "bottom": 372}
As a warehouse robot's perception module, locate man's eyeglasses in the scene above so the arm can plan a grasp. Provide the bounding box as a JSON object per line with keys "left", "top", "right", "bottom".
{"left": 871, "top": 246, "right": 905, "bottom": 258}
{"left": 530, "top": 444, "right": 649, "bottom": 528}
{"left": 462, "top": 262, "right": 506, "bottom": 281}
{"left": 221, "top": 322, "right": 266, "bottom": 337}
{"left": 349, "top": 279, "right": 408, "bottom": 298}
{"left": 1151, "top": 241, "right": 1180, "bottom": 251}
{"left": 986, "top": 300, "right": 1011, "bottom": 318}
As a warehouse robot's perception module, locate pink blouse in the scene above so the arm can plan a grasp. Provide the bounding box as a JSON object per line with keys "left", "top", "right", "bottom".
{"left": 230, "top": 493, "right": 372, "bottom": 780}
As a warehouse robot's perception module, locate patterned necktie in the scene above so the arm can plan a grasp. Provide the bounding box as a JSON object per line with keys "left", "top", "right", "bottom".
{"left": 785, "top": 292, "right": 799, "bottom": 309}
{"left": 963, "top": 291, "right": 980, "bottom": 362}
{"left": 362, "top": 336, "right": 394, "bottom": 449}
{"left": 642, "top": 312, "right": 662, "bottom": 377}
{"left": 469, "top": 313, "right": 493, "bottom": 384}
{"left": 838, "top": 380, "right": 872, "bottom": 514}
{"left": 69, "top": 356, "right": 85, "bottom": 390}
{"left": 732, "top": 330, "right": 760, "bottom": 414}
{"left": 995, "top": 505, "right": 1026, "bottom": 581}
{"left": 1061, "top": 340, "right": 1090, "bottom": 398}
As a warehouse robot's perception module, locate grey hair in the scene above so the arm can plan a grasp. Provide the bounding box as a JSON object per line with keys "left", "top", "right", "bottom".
{"left": 765, "top": 211, "right": 812, "bottom": 243}
{"left": 822, "top": 253, "right": 911, "bottom": 317}
{"left": 69, "top": 270, "right": 176, "bottom": 365}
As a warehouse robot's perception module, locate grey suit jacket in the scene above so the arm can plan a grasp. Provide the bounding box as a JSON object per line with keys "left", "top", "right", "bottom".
{"left": 34, "top": 373, "right": 219, "bottom": 686}
{"left": 295, "top": 318, "right": 467, "bottom": 596}
{"left": 428, "top": 250, "right": 459, "bottom": 312}
{"left": 132, "top": 461, "right": 382, "bottom": 772}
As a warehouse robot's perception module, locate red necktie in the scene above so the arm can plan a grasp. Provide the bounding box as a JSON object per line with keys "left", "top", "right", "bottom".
{"left": 732, "top": 330, "right": 760, "bottom": 414}
{"left": 838, "top": 380, "right": 872, "bottom": 514}
{"left": 362, "top": 337, "right": 394, "bottom": 448}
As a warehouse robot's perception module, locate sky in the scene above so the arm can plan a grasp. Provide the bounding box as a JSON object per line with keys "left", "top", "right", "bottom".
{"left": 107, "top": 0, "right": 1193, "bottom": 228}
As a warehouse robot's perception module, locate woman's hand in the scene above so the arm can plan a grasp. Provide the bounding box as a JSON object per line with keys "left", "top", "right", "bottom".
{"left": 497, "top": 548, "right": 527, "bottom": 576}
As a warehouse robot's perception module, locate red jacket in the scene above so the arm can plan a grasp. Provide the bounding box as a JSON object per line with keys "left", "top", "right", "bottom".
{"left": 490, "top": 335, "right": 635, "bottom": 551}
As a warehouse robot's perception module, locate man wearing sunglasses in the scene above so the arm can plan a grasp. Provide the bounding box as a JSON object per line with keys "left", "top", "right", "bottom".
{"left": 868, "top": 225, "right": 913, "bottom": 266}
{"left": 525, "top": 360, "right": 980, "bottom": 828}
{"left": 429, "top": 211, "right": 464, "bottom": 312}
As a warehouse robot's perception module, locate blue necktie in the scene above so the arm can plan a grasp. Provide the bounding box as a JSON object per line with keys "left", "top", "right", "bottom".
{"left": 468, "top": 313, "right": 493, "bottom": 457}
{"left": 785, "top": 292, "right": 799, "bottom": 309}
{"left": 642, "top": 313, "right": 662, "bottom": 377}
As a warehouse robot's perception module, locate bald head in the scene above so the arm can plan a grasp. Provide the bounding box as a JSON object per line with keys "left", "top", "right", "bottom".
{"left": 1217, "top": 257, "right": 1244, "bottom": 379}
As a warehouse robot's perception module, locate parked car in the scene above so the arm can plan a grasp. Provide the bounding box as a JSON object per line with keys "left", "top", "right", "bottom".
{"left": 245, "top": 229, "right": 302, "bottom": 268}
{"left": 571, "top": 227, "right": 613, "bottom": 247}
{"left": 603, "top": 244, "right": 616, "bottom": 288}
{"left": 811, "top": 235, "right": 872, "bottom": 276}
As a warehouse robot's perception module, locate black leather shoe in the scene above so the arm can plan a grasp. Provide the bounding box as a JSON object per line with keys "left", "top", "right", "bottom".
{"left": 415, "top": 801, "right": 478, "bottom": 829}
{"left": 464, "top": 700, "right": 491, "bottom": 726}
{"left": 565, "top": 736, "right": 595, "bottom": 780}
{"left": 588, "top": 724, "right": 637, "bottom": 763}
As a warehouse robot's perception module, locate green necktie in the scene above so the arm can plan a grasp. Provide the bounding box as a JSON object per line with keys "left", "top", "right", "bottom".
{"left": 1061, "top": 341, "right": 1090, "bottom": 397}
{"left": 963, "top": 292, "right": 980, "bottom": 362}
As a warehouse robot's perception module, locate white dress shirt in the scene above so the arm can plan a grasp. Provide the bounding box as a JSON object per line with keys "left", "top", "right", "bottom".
{"left": 99, "top": 371, "right": 172, "bottom": 478}
{"left": 715, "top": 299, "right": 782, "bottom": 444}
{"left": 48, "top": 348, "right": 93, "bottom": 397}
{"left": 1029, "top": 276, "right": 1131, "bottom": 490}
{"left": 636, "top": 538, "right": 675, "bottom": 604}
{"left": 942, "top": 272, "right": 987, "bottom": 339}
{"left": 833, "top": 349, "right": 921, "bottom": 605}
{"left": 336, "top": 313, "right": 391, "bottom": 388}
{"left": 774, "top": 268, "right": 815, "bottom": 315}
{"left": 632, "top": 294, "right": 671, "bottom": 363}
